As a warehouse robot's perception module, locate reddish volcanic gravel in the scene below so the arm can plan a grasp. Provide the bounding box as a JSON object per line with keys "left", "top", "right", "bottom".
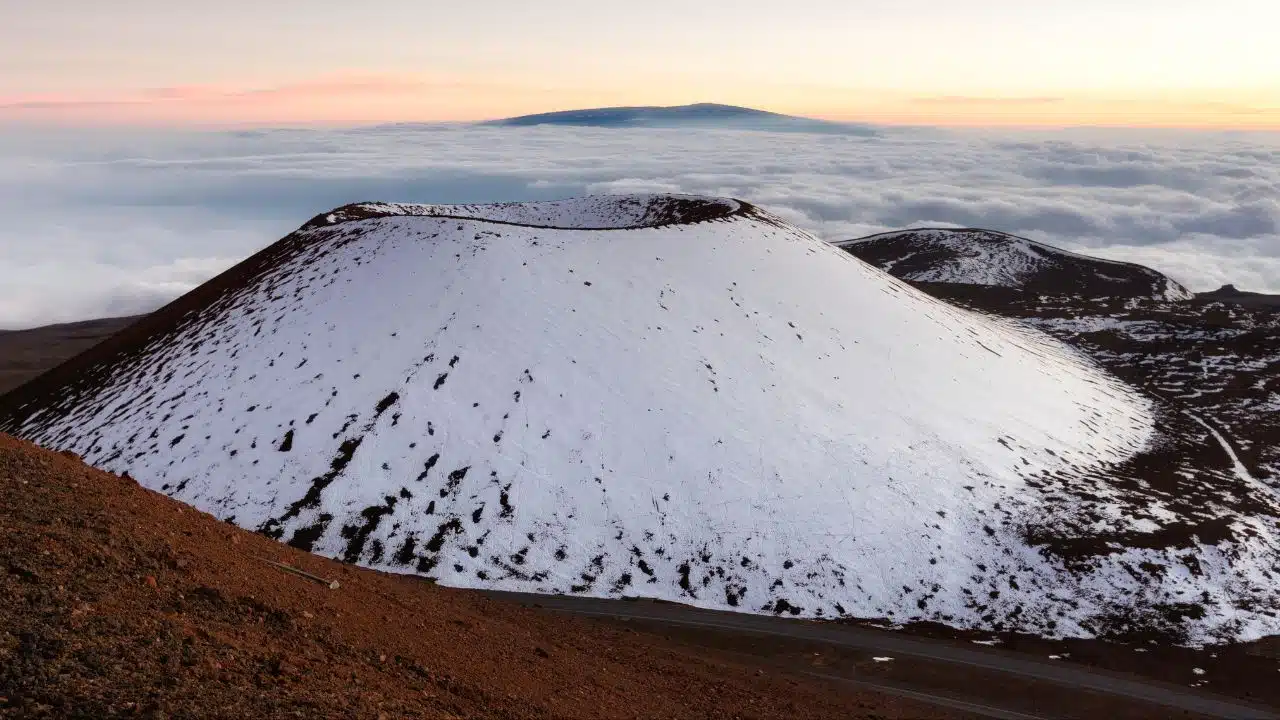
{"left": 0, "top": 434, "right": 946, "bottom": 719}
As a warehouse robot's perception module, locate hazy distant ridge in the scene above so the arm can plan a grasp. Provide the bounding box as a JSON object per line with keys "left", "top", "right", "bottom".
{"left": 483, "top": 102, "right": 878, "bottom": 135}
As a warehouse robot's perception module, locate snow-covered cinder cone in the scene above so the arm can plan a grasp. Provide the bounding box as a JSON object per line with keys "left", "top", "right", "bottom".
{"left": 837, "top": 228, "right": 1194, "bottom": 301}
{"left": 4, "top": 194, "right": 1277, "bottom": 642}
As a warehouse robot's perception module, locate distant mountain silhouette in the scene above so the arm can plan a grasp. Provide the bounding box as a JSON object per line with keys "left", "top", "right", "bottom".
{"left": 1199, "top": 284, "right": 1280, "bottom": 308}
{"left": 483, "top": 103, "right": 877, "bottom": 135}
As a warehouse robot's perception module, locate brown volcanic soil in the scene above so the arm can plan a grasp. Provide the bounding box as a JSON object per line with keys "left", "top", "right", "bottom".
{"left": 0, "top": 317, "right": 138, "bottom": 395}
{"left": 0, "top": 433, "right": 943, "bottom": 720}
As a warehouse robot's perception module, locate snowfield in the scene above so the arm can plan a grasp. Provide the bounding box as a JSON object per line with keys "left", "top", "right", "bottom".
{"left": 4, "top": 194, "right": 1278, "bottom": 642}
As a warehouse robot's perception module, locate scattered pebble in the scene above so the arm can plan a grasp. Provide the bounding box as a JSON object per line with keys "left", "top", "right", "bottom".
{"left": 872, "top": 657, "right": 893, "bottom": 663}
{"left": 1193, "top": 668, "right": 1206, "bottom": 676}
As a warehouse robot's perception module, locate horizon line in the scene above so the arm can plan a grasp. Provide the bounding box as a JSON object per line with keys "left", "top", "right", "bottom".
{"left": 3, "top": 94, "right": 1278, "bottom": 132}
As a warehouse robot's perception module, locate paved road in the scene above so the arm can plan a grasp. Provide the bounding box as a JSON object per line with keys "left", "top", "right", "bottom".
{"left": 485, "top": 590, "right": 1280, "bottom": 720}
{"left": 799, "top": 670, "right": 1046, "bottom": 720}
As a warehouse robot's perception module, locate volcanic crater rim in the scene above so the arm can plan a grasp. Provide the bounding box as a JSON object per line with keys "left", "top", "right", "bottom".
{"left": 302, "top": 193, "right": 748, "bottom": 232}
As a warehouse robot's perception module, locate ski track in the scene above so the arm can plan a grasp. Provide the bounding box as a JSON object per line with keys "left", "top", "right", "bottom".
{"left": 1184, "top": 410, "right": 1263, "bottom": 492}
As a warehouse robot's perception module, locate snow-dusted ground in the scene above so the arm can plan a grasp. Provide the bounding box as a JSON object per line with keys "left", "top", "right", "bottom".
{"left": 838, "top": 228, "right": 1193, "bottom": 301}
{"left": 5, "top": 195, "right": 1278, "bottom": 642}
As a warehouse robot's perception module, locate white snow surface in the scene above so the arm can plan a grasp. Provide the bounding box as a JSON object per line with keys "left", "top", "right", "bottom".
{"left": 13, "top": 193, "right": 1220, "bottom": 636}
{"left": 837, "top": 228, "right": 1194, "bottom": 301}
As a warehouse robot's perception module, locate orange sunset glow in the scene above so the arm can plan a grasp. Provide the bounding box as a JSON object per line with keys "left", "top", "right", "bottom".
{"left": 4, "top": 77, "right": 1278, "bottom": 129}
{"left": 5, "top": 0, "right": 1278, "bottom": 129}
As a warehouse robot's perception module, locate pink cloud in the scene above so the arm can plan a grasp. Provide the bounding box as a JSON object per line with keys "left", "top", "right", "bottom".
{"left": 0, "top": 74, "right": 488, "bottom": 126}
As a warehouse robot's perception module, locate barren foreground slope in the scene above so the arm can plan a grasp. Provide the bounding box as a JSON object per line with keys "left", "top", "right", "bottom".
{"left": 0, "top": 433, "right": 939, "bottom": 719}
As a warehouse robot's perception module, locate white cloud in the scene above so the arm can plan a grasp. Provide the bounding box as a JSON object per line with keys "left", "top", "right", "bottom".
{"left": 1, "top": 124, "right": 1278, "bottom": 328}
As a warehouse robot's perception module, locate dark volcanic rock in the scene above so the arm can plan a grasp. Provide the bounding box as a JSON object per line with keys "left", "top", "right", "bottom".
{"left": 1198, "top": 284, "right": 1280, "bottom": 308}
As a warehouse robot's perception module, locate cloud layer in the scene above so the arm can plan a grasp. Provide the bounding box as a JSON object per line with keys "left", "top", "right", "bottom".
{"left": 2, "top": 124, "right": 1278, "bottom": 328}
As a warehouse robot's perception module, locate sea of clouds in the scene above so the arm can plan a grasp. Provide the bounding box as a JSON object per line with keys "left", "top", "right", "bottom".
{"left": 1, "top": 123, "right": 1278, "bottom": 328}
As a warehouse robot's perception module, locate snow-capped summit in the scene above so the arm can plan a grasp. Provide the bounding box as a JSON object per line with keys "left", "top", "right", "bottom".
{"left": 836, "top": 228, "right": 1193, "bottom": 301}
{"left": 481, "top": 103, "right": 877, "bottom": 135}
{"left": 3, "top": 194, "right": 1276, "bottom": 643}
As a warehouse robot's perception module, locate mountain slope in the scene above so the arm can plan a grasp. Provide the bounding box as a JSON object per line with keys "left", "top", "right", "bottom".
{"left": 838, "top": 231, "right": 1279, "bottom": 487}
{"left": 2, "top": 194, "right": 1277, "bottom": 643}
{"left": 0, "top": 433, "right": 915, "bottom": 719}
{"left": 0, "top": 316, "right": 138, "bottom": 394}
{"left": 884, "top": 283, "right": 1280, "bottom": 491}
{"left": 837, "top": 228, "right": 1193, "bottom": 300}
{"left": 1199, "top": 284, "right": 1280, "bottom": 309}
{"left": 483, "top": 103, "right": 875, "bottom": 135}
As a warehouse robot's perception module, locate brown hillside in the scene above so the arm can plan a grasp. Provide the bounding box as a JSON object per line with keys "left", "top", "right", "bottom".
{"left": 0, "top": 434, "right": 935, "bottom": 719}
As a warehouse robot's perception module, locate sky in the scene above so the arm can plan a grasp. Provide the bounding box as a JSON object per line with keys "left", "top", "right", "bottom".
{"left": 2, "top": 123, "right": 1277, "bottom": 328}
{"left": 4, "top": 0, "right": 1279, "bottom": 128}
{"left": 2, "top": 1, "right": 1278, "bottom": 328}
